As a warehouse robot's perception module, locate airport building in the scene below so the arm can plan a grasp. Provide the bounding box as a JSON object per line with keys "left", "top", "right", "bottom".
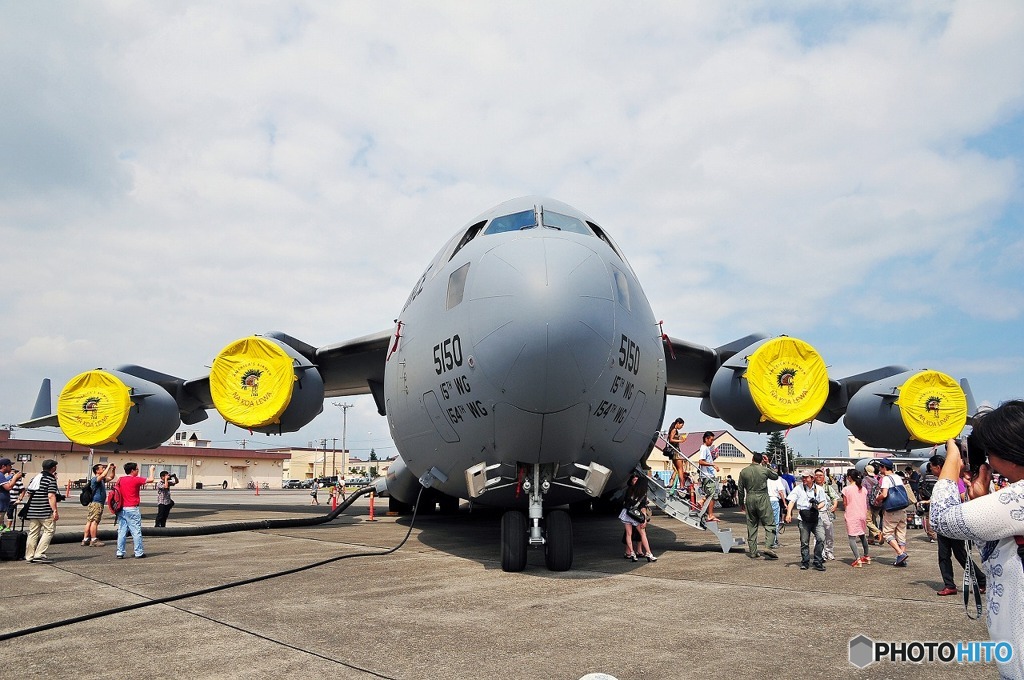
{"left": 279, "top": 447, "right": 395, "bottom": 482}
{"left": 0, "top": 429, "right": 290, "bottom": 490}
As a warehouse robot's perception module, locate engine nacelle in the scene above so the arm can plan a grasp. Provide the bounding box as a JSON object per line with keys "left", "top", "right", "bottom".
{"left": 209, "top": 336, "right": 325, "bottom": 434}
{"left": 382, "top": 455, "right": 421, "bottom": 506}
{"left": 844, "top": 369, "right": 968, "bottom": 450}
{"left": 57, "top": 369, "right": 181, "bottom": 450}
{"left": 705, "top": 336, "right": 830, "bottom": 432}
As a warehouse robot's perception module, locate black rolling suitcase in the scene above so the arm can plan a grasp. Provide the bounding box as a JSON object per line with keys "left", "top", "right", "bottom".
{"left": 0, "top": 505, "right": 28, "bottom": 561}
{"left": 0, "top": 528, "right": 27, "bottom": 561}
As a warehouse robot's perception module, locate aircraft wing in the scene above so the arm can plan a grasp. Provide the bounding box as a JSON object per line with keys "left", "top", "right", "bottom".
{"left": 662, "top": 333, "right": 767, "bottom": 398}
{"left": 19, "top": 328, "right": 394, "bottom": 450}
{"left": 662, "top": 330, "right": 970, "bottom": 449}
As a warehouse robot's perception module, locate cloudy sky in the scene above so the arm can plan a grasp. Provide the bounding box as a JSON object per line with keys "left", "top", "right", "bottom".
{"left": 2, "top": 1, "right": 1022, "bottom": 461}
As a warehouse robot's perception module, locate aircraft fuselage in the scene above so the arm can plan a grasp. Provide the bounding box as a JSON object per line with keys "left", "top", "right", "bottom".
{"left": 384, "top": 197, "right": 667, "bottom": 508}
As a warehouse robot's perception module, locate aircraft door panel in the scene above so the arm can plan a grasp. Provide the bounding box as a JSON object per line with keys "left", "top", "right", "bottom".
{"left": 422, "top": 390, "right": 460, "bottom": 443}
{"left": 612, "top": 390, "right": 646, "bottom": 443}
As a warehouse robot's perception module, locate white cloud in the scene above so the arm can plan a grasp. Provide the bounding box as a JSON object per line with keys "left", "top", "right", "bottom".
{"left": 0, "top": 0, "right": 1021, "bottom": 457}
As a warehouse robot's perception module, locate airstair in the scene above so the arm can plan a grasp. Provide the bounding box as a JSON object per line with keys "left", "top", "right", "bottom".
{"left": 645, "top": 435, "right": 742, "bottom": 554}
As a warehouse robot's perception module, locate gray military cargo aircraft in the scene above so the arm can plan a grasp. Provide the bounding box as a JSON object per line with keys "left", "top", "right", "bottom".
{"left": 21, "top": 196, "right": 973, "bottom": 571}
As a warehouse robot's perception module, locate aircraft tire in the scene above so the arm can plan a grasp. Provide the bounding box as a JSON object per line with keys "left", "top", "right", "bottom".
{"left": 544, "top": 509, "right": 573, "bottom": 572}
{"left": 500, "top": 510, "right": 528, "bottom": 572}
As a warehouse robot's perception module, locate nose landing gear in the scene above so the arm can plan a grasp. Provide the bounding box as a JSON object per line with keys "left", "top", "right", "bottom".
{"left": 474, "top": 461, "right": 608, "bottom": 572}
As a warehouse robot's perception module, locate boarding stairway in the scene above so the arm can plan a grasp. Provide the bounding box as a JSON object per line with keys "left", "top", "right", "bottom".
{"left": 645, "top": 435, "right": 742, "bottom": 554}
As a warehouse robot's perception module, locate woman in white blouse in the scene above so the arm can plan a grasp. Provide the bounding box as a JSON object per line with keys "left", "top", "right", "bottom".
{"left": 931, "top": 400, "right": 1024, "bottom": 680}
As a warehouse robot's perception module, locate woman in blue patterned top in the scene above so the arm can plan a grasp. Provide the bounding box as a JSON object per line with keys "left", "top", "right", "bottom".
{"left": 930, "top": 400, "right": 1024, "bottom": 680}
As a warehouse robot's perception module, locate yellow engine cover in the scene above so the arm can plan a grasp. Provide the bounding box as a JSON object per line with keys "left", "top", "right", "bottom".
{"left": 744, "top": 337, "right": 829, "bottom": 427}
{"left": 896, "top": 370, "right": 967, "bottom": 444}
{"left": 57, "top": 370, "right": 132, "bottom": 447}
{"left": 210, "top": 336, "right": 297, "bottom": 429}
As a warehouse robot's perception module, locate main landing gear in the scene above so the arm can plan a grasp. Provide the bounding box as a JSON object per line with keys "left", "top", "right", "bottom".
{"left": 467, "top": 460, "right": 609, "bottom": 573}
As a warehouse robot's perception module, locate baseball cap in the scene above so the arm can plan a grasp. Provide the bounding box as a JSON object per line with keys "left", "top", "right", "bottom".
{"left": 800, "top": 470, "right": 814, "bottom": 478}
{"left": 0, "top": 457, "right": 13, "bottom": 467}
{"left": 878, "top": 459, "right": 895, "bottom": 470}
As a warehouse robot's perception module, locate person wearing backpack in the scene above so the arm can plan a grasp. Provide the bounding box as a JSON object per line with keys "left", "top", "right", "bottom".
{"left": 114, "top": 462, "right": 156, "bottom": 559}
{"left": 80, "top": 463, "right": 116, "bottom": 547}
{"left": 872, "top": 459, "right": 910, "bottom": 566}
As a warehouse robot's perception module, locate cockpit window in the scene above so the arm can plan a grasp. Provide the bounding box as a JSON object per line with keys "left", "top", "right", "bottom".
{"left": 483, "top": 209, "right": 537, "bottom": 235}
{"left": 542, "top": 210, "right": 592, "bottom": 235}
{"left": 447, "top": 263, "right": 470, "bottom": 309}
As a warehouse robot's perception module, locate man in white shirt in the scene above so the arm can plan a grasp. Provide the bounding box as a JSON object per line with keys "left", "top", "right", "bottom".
{"left": 784, "top": 470, "right": 828, "bottom": 571}
{"left": 696, "top": 431, "right": 721, "bottom": 522}
{"left": 766, "top": 473, "right": 787, "bottom": 548}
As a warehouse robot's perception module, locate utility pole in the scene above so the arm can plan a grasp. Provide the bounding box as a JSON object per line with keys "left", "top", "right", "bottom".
{"left": 333, "top": 402, "right": 353, "bottom": 478}
{"left": 319, "top": 438, "right": 327, "bottom": 477}
{"left": 331, "top": 438, "right": 338, "bottom": 477}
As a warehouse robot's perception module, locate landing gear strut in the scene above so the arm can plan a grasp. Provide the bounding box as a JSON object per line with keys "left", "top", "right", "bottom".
{"left": 469, "top": 460, "right": 608, "bottom": 573}
{"left": 498, "top": 464, "right": 574, "bottom": 572}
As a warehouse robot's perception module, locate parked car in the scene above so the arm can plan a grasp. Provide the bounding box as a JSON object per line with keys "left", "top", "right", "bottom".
{"left": 299, "top": 479, "right": 315, "bottom": 489}
{"left": 282, "top": 479, "right": 302, "bottom": 489}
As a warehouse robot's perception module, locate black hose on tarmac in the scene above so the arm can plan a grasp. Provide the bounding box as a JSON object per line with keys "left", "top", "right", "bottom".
{"left": 0, "top": 486, "right": 423, "bottom": 642}
{"left": 50, "top": 484, "right": 378, "bottom": 544}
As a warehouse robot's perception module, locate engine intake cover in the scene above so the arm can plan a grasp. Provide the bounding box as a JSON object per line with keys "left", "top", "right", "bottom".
{"left": 710, "top": 336, "right": 829, "bottom": 431}
{"left": 57, "top": 370, "right": 180, "bottom": 449}
{"left": 210, "top": 336, "right": 324, "bottom": 433}
{"left": 845, "top": 369, "right": 967, "bottom": 448}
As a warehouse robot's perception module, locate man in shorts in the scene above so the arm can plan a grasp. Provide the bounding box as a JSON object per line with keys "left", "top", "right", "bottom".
{"left": 696, "top": 431, "right": 721, "bottom": 521}
{"left": 82, "top": 462, "right": 116, "bottom": 546}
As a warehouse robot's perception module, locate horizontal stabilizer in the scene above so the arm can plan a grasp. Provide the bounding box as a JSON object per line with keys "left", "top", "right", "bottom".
{"left": 20, "top": 379, "right": 59, "bottom": 428}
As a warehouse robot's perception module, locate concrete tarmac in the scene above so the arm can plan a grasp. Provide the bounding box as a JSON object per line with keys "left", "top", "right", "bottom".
{"left": 3, "top": 491, "right": 998, "bottom": 679}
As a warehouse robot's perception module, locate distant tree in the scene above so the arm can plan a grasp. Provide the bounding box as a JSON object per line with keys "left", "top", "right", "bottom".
{"left": 369, "top": 448, "right": 378, "bottom": 462}
{"left": 765, "top": 431, "right": 794, "bottom": 471}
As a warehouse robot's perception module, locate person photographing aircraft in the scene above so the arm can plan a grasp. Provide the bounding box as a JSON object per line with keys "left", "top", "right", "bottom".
{"left": 930, "top": 401, "right": 1024, "bottom": 680}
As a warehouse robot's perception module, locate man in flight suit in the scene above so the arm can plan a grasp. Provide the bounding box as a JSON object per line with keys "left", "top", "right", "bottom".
{"left": 737, "top": 451, "right": 780, "bottom": 560}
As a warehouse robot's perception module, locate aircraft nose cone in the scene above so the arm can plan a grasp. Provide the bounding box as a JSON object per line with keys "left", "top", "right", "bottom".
{"left": 466, "top": 235, "right": 616, "bottom": 413}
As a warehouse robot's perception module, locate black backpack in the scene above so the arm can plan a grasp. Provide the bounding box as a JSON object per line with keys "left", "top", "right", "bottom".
{"left": 79, "top": 480, "right": 94, "bottom": 507}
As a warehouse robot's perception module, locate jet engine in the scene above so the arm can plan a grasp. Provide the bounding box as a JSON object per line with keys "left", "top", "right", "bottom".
{"left": 209, "top": 335, "right": 325, "bottom": 434}
{"left": 844, "top": 369, "right": 968, "bottom": 450}
{"left": 56, "top": 369, "right": 181, "bottom": 450}
{"left": 703, "top": 336, "right": 830, "bottom": 432}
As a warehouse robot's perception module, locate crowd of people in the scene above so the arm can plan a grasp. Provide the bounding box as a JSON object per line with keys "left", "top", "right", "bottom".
{"left": 622, "top": 403, "right": 1024, "bottom": 679}
{"left": 0, "top": 459, "right": 178, "bottom": 563}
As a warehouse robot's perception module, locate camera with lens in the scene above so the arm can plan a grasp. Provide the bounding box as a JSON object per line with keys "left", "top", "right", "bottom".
{"left": 957, "top": 433, "right": 987, "bottom": 474}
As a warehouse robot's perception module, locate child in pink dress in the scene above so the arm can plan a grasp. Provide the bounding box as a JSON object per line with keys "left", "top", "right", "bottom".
{"left": 841, "top": 469, "right": 870, "bottom": 566}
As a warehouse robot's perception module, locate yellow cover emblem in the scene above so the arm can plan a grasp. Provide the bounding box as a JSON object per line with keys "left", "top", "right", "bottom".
{"left": 210, "top": 337, "right": 296, "bottom": 428}
{"left": 57, "top": 370, "right": 132, "bottom": 446}
{"left": 896, "top": 370, "right": 967, "bottom": 444}
{"left": 744, "top": 337, "right": 829, "bottom": 426}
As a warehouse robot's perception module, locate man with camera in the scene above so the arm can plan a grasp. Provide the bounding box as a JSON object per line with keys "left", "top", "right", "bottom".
{"left": 154, "top": 470, "right": 179, "bottom": 528}
{"left": 784, "top": 470, "right": 828, "bottom": 571}
{"left": 0, "top": 458, "right": 23, "bottom": 531}
{"left": 924, "top": 455, "right": 986, "bottom": 596}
